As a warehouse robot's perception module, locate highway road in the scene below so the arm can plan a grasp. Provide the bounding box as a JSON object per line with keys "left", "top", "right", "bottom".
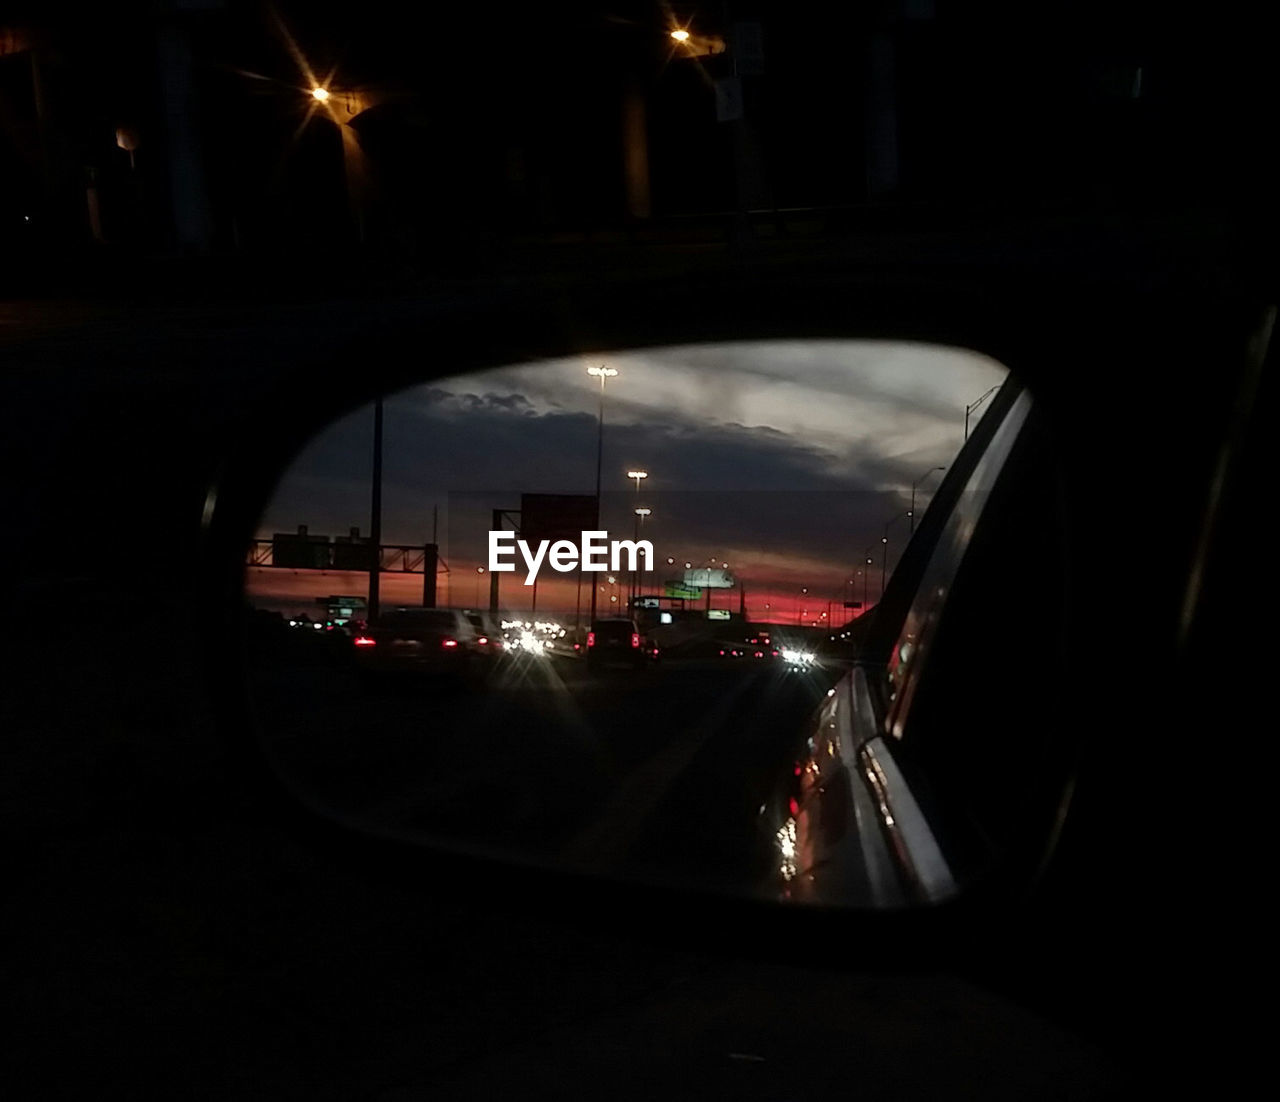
{"left": 249, "top": 641, "right": 839, "bottom": 895}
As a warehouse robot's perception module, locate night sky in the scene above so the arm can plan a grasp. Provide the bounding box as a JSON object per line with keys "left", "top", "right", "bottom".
{"left": 247, "top": 340, "right": 1007, "bottom": 621}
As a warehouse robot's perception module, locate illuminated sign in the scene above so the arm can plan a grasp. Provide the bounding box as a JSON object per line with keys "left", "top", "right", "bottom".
{"left": 683, "top": 568, "right": 735, "bottom": 589}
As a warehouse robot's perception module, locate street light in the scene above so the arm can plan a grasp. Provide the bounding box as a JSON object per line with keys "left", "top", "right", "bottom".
{"left": 910, "top": 466, "right": 946, "bottom": 535}
{"left": 862, "top": 545, "right": 877, "bottom": 607}
{"left": 474, "top": 566, "right": 484, "bottom": 606}
{"left": 631, "top": 507, "right": 652, "bottom": 605}
{"left": 311, "top": 86, "right": 330, "bottom": 102}
{"left": 882, "top": 512, "right": 912, "bottom": 596}
{"left": 587, "top": 366, "right": 618, "bottom": 621}
{"left": 670, "top": 29, "right": 690, "bottom": 42}
{"left": 965, "top": 385, "right": 1001, "bottom": 442}
{"left": 627, "top": 471, "right": 649, "bottom": 605}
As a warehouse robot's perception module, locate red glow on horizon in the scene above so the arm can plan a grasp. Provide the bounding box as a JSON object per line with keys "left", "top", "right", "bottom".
{"left": 243, "top": 560, "right": 877, "bottom": 628}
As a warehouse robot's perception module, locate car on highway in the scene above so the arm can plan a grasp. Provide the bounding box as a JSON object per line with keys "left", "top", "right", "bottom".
{"left": 353, "top": 607, "right": 481, "bottom": 684}
{"left": 463, "top": 610, "right": 506, "bottom": 662}
{"left": 586, "top": 618, "right": 653, "bottom": 671}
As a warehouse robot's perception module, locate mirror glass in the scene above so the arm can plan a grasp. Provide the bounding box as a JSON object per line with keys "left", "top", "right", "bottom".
{"left": 243, "top": 341, "right": 1008, "bottom": 905}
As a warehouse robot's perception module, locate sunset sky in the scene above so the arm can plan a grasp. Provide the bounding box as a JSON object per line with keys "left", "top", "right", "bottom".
{"left": 246, "top": 340, "right": 1007, "bottom": 623}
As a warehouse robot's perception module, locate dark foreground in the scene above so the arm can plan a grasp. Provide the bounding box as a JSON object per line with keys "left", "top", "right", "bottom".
{"left": 0, "top": 619, "right": 1122, "bottom": 1098}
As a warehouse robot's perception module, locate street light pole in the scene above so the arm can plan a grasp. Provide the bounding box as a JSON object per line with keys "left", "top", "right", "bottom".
{"left": 965, "top": 385, "right": 1001, "bottom": 442}
{"left": 863, "top": 545, "right": 876, "bottom": 608}
{"left": 633, "top": 507, "right": 651, "bottom": 608}
{"left": 368, "top": 396, "right": 383, "bottom": 623}
{"left": 587, "top": 366, "right": 618, "bottom": 622}
{"left": 910, "top": 466, "right": 946, "bottom": 535}
{"left": 627, "top": 470, "right": 648, "bottom": 605}
{"left": 881, "top": 511, "right": 912, "bottom": 597}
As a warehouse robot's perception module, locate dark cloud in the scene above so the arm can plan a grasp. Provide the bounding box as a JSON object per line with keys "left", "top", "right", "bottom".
{"left": 255, "top": 343, "right": 1000, "bottom": 596}
{"left": 261, "top": 392, "right": 935, "bottom": 569}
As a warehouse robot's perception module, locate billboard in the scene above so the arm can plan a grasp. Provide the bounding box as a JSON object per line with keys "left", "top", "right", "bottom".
{"left": 272, "top": 526, "right": 330, "bottom": 569}
{"left": 683, "top": 567, "right": 735, "bottom": 589}
{"left": 332, "top": 535, "right": 375, "bottom": 571}
{"left": 519, "top": 494, "right": 598, "bottom": 546}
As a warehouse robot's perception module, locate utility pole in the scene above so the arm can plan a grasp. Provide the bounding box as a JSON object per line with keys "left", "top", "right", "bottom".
{"left": 368, "top": 396, "right": 383, "bottom": 622}
{"left": 489, "top": 509, "right": 504, "bottom": 614}
{"left": 587, "top": 366, "right": 617, "bottom": 622}
{"left": 422, "top": 504, "right": 438, "bottom": 607}
{"left": 910, "top": 467, "right": 946, "bottom": 536}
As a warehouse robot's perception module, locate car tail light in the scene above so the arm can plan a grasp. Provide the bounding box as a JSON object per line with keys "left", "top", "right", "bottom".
{"left": 631, "top": 633, "right": 640, "bottom": 648}
{"left": 442, "top": 639, "right": 458, "bottom": 648}
{"left": 353, "top": 636, "right": 376, "bottom": 647}
{"left": 478, "top": 636, "right": 489, "bottom": 645}
{"left": 587, "top": 632, "right": 596, "bottom": 647}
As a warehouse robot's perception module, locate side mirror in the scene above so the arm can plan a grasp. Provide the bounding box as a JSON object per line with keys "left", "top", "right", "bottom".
{"left": 214, "top": 328, "right": 1078, "bottom": 918}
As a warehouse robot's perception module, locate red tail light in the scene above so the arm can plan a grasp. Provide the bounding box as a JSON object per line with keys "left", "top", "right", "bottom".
{"left": 478, "top": 636, "right": 489, "bottom": 645}
{"left": 631, "top": 633, "right": 640, "bottom": 648}
{"left": 353, "top": 636, "right": 376, "bottom": 647}
{"left": 587, "top": 632, "right": 596, "bottom": 647}
{"left": 442, "top": 638, "right": 458, "bottom": 648}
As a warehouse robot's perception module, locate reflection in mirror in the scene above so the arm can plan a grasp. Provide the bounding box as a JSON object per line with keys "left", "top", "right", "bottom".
{"left": 243, "top": 341, "right": 1008, "bottom": 906}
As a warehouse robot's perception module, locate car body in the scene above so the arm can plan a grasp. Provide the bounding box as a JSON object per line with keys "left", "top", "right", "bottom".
{"left": 463, "top": 610, "right": 505, "bottom": 661}
{"left": 353, "top": 607, "right": 480, "bottom": 681}
{"left": 586, "top": 618, "right": 649, "bottom": 670}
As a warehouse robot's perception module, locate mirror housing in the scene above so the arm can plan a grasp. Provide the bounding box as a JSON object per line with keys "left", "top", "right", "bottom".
{"left": 197, "top": 239, "right": 1268, "bottom": 1020}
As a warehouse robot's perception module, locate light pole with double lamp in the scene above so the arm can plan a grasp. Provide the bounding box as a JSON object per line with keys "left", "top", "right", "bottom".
{"left": 627, "top": 470, "right": 648, "bottom": 602}
{"left": 632, "top": 507, "right": 651, "bottom": 606}
{"left": 587, "top": 366, "right": 618, "bottom": 622}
